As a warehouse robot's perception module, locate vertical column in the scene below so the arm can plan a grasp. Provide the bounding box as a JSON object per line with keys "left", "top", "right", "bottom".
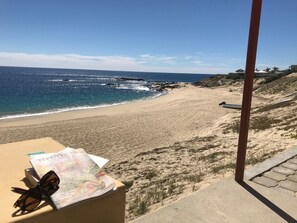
{"left": 235, "top": 0, "right": 262, "bottom": 182}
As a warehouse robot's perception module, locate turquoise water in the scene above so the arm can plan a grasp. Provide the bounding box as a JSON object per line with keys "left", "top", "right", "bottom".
{"left": 0, "top": 66, "right": 211, "bottom": 119}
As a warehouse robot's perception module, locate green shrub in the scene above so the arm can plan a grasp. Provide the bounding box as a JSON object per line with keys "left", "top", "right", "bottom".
{"left": 144, "top": 169, "right": 158, "bottom": 180}
{"left": 136, "top": 200, "right": 148, "bottom": 215}
{"left": 250, "top": 116, "right": 281, "bottom": 131}
{"left": 122, "top": 180, "right": 134, "bottom": 191}
{"left": 290, "top": 65, "right": 297, "bottom": 72}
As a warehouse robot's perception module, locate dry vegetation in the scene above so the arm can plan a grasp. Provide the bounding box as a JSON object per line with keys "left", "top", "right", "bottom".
{"left": 106, "top": 72, "right": 297, "bottom": 221}
{"left": 107, "top": 136, "right": 236, "bottom": 219}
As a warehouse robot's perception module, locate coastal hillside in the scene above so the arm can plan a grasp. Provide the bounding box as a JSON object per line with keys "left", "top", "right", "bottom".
{"left": 106, "top": 72, "right": 297, "bottom": 220}
{"left": 255, "top": 72, "right": 297, "bottom": 95}
{"left": 194, "top": 71, "right": 297, "bottom": 96}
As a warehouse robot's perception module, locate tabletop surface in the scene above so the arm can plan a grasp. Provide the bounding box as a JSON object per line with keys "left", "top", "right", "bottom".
{"left": 0, "top": 137, "right": 123, "bottom": 223}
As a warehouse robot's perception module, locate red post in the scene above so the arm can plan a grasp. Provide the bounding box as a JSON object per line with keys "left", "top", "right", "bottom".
{"left": 235, "top": 0, "right": 262, "bottom": 182}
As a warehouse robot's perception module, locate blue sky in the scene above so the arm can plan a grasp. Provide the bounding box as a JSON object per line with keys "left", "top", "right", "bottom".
{"left": 0, "top": 0, "right": 296, "bottom": 74}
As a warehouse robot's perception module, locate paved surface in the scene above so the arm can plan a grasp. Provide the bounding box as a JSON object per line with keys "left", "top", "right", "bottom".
{"left": 252, "top": 156, "right": 297, "bottom": 196}
{"left": 132, "top": 147, "right": 297, "bottom": 223}
{"left": 132, "top": 177, "right": 297, "bottom": 223}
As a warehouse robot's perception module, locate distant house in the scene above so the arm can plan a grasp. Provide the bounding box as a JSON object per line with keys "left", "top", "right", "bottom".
{"left": 254, "top": 70, "right": 269, "bottom": 77}
{"left": 228, "top": 69, "right": 270, "bottom": 79}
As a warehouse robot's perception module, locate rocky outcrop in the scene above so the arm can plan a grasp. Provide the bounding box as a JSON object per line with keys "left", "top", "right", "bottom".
{"left": 150, "top": 82, "right": 183, "bottom": 92}
{"left": 116, "top": 77, "right": 145, "bottom": 82}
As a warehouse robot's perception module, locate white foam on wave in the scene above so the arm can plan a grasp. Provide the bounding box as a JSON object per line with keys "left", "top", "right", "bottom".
{"left": 49, "top": 77, "right": 116, "bottom": 82}
{"left": 0, "top": 92, "right": 166, "bottom": 121}
{"left": 49, "top": 79, "right": 78, "bottom": 82}
{"left": 49, "top": 79, "right": 64, "bottom": 82}
{"left": 116, "top": 84, "right": 150, "bottom": 92}
{"left": 151, "top": 91, "right": 166, "bottom": 98}
{"left": 125, "top": 80, "right": 147, "bottom": 84}
{"left": 0, "top": 103, "right": 126, "bottom": 120}
{"left": 96, "top": 77, "right": 116, "bottom": 81}
{"left": 135, "top": 86, "right": 150, "bottom": 91}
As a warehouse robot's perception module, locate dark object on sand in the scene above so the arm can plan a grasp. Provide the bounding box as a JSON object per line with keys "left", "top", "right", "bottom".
{"left": 222, "top": 104, "right": 242, "bottom": 110}
{"left": 219, "top": 101, "right": 226, "bottom": 106}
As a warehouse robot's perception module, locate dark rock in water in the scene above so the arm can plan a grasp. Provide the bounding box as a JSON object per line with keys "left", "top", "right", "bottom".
{"left": 106, "top": 82, "right": 116, "bottom": 86}
{"left": 150, "top": 82, "right": 182, "bottom": 92}
{"left": 116, "top": 77, "right": 145, "bottom": 82}
{"left": 193, "top": 81, "right": 202, "bottom": 86}
{"left": 63, "top": 79, "right": 69, "bottom": 82}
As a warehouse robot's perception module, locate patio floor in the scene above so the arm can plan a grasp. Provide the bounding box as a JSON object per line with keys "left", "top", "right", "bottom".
{"left": 132, "top": 147, "right": 297, "bottom": 223}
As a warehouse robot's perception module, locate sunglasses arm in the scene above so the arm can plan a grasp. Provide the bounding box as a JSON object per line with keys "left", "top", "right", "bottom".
{"left": 11, "top": 187, "right": 28, "bottom": 194}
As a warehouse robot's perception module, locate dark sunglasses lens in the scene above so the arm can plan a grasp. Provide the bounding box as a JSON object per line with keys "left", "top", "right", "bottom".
{"left": 41, "top": 171, "right": 60, "bottom": 189}
{"left": 24, "top": 196, "right": 41, "bottom": 211}
{"left": 16, "top": 193, "right": 41, "bottom": 211}
{"left": 13, "top": 171, "right": 59, "bottom": 212}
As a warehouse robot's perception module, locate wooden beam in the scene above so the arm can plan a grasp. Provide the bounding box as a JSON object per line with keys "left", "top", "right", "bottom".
{"left": 235, "top": 0, "right": 262, "bottom": 182}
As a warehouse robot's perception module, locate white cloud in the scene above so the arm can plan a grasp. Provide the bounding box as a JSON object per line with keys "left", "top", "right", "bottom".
{"left": 184, "top": 56, "right": 193, "bottom": 60}
{"left": 140, "top": 54, "right": 155, "bottom": 60}
{"left": 0, "top": 52, "right": 143, "bottom": 71}
{"left": 0, "top": 51, "right": 233, "bottom": 74}
{"left": 139, "top": 54, "right": 176, "bottom": 64}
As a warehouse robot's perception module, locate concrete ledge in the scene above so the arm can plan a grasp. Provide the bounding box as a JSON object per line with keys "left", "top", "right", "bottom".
{"left": 132, "top": 177, "right": 297, "bottom": 223}
{"left": 245, "top": 146, "right": 297, "bottom": 180}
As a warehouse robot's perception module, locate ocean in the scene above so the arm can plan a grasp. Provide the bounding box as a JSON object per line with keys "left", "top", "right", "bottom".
{"left": 0, "top": 66, "right": 211, "bottom": 119}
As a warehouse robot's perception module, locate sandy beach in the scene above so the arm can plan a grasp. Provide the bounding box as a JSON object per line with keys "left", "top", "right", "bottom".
{"left": 0, "top": 85, "right": 243, "bottom": 163}
{"left": 1, "top": 81, "right": 297, "bottom": 221}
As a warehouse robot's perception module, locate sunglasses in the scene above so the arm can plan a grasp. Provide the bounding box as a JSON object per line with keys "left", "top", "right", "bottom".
{"left": 12, "top": 170, "right": 60, "bottom": 212}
